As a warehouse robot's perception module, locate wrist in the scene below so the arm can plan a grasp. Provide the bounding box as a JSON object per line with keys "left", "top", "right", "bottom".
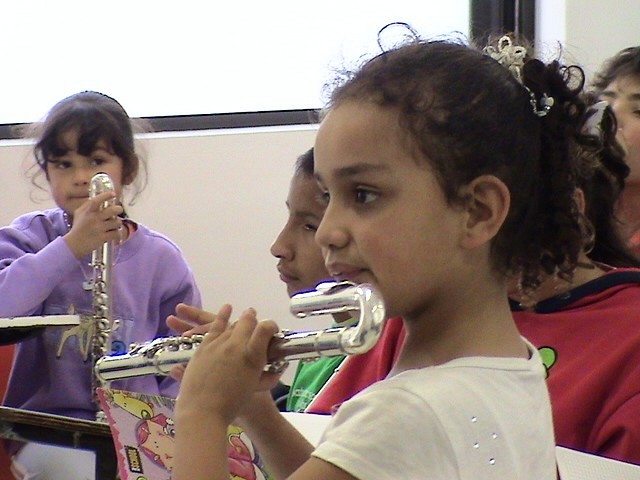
{"left": 63, "top": 232, "right": 87, "bottom": 259}
{"left": 235, "top": 392, "right": 280, "bottom": 430}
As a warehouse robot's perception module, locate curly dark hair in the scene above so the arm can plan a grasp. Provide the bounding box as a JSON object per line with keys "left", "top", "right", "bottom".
{"left": 592, "top": 46, "right": 640, "bottom": 94}
{"left": 325, "top": 35, "right": 590, "bottom": 293}
{"left": 576, "top": 97, "right": 640, "bottom": 267}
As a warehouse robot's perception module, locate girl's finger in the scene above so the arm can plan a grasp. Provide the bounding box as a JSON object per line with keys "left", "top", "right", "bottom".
{"left": 246, "top": 319, "right": 279, "bottom": 365}
{"left": 175, "top": 303, "right": 217, "bottom": 325}
{"left": 202, "top": 304, "right": 234, "bottom": 343}
{"left": 226, "top": 308, "right": 258, "bottom": 340}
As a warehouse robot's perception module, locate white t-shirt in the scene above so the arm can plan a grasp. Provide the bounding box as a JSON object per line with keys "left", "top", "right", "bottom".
{"left": 312, "top": 340, "right": 556, "bottom": 479}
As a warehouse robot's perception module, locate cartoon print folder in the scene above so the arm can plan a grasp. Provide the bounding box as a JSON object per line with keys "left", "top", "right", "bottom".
{"left": 97, "top": 388, "right": 274, "bottom": 480}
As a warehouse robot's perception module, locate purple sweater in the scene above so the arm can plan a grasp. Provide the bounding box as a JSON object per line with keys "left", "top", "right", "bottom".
{"left": 0, "top": 208, "right": 201, "bottom": 420}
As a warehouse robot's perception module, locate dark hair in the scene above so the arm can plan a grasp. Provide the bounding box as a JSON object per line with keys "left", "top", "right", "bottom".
{"left": 294, "top": 147, "right": 314, "bottom": 177}
{"left": 578, "top": 100, "right": 640, "bottom": 267}
{"left": 28, "top": 91, "right": 148, "bottom": 201}
{"left": 325, "top": 35, "right": 588, "bottom": 292}
{"left": 585, "top": 45, "right": 640, "bottom": 267}
{"left": 592, "top": 46, "right": 640, "bottom": 93}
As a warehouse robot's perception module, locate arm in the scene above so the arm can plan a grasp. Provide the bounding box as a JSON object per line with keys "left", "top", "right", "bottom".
{"left": 167, "top": 304, "right": 348, "bottom": 478}
{"left": 173, "top": 306, "right": 280, "bottom": 480}
{"left": 0, "top": 197, "right": 123, "bottom": 317}
{"left": 176, "top": 400, "right": 353, "bottom": 480}
{"left": 235, "top": 392, "right": 316, "bottom": 479}
{"left": 0, "top": 231, "right": 77, "bottom": 317}
{"left": 169, "top": 305, "right": 354, "bottom": 479}
{"left": 155, "top": 251, "right": 202, "bottom": 397}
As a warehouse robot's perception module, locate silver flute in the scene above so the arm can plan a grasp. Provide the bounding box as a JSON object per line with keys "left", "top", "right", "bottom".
{"left": 95, "top": 281, "right": 386, "bottom": 382}
{"left": 89, "top": 172, "right": 117, "bottom": 421}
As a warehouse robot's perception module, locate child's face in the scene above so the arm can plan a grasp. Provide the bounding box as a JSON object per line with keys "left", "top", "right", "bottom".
{"left": 45, "top": 129, "right": 126, "bottom": 216}
{"left": 314, "top": 101, "right": 468, "bottom": 319}
{"left": 271, "top": 173, "right": 330, "bottom": 297}
{"left": 600, "top": 75, "right": 640, "bottom": 186}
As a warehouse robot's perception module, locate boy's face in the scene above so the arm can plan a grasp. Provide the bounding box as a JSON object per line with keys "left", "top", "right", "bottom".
{"left": 271, "top": 173, "right": 331, "bottom": 297}
{"left": 600, "top": 75, "right": 640, "bottom": 187}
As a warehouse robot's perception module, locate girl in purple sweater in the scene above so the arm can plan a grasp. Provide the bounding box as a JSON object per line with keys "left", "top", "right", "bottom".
{"left": 0, "top": 91, "right": 201, "bottom": 479}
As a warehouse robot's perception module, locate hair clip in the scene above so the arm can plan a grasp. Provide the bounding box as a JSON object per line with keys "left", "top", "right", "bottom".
{"left": 583, "top": 100, "right": 609, "bottom": 137}
{"left": 483, "top": 35, "right": 527, "bottom": 82}
{"left": 529, "top": 91, "right": 555, "bottom": 117}
{"left": 484, "top": 35, "right": 555, "bottom": 118}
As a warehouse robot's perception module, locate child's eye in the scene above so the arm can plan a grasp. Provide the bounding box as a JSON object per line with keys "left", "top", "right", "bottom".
{"left": 355, "top": 188, "right": 378, "bottom": 204}
{"left": 51, "top": 160, "right": 71, "bottom": 170}
{"left": 319, "top": 191, "right": 330, "bottom": 205}
{"left": 91, "top": 157, "right": 106, "bottom": 166}
{"left": 303, "top": 223, "right": 318, "bottom": 232}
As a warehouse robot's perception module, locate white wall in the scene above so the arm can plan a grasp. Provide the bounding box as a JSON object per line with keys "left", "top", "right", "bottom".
{"left": 537, "top": 0, "right": 639, "bottom": 81}
{"left": 0, "top": 126, "right": 323, "bottom": 382}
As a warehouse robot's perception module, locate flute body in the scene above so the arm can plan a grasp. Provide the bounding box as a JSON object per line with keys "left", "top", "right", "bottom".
{"left": 95, "top": 281, "right": 386, "bottom": 382}
{"left": 89, "top": 172, "right": 117, "bottom": 422}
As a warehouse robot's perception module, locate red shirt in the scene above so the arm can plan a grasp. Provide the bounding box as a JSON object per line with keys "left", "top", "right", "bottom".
{"left": 306, "top": 316, "right": 405, "bottom": 414}
{"left": 514, "top": 268, "right": 640, "bottom": 465}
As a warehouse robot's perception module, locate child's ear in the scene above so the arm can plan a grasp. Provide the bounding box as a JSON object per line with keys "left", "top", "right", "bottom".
{"left": 459, "top": 175, "right": 510, "bottom": 249}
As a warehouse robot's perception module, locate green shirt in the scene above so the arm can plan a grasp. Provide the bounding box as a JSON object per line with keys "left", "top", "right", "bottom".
{"left": 286, "top": 356, "right": 346, "bottom": 412}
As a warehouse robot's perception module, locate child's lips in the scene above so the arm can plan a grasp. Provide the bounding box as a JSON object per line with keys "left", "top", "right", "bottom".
{"left": 277, "top": 266, "right": 298, "bottom": 283}
{"left": 326, "top": 263, "right": 367, "bottom": 282}
{"left": 338, "top": 272, "right": 366, "bottom": 283}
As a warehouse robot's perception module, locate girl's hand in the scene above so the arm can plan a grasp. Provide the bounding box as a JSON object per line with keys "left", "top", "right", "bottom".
{"left": 167, "top": 303, "right": 221, "bottom": 337}
{"left": 166, "top": 303, "right": 230, "bottom": 380}
{"left": 64, "top": 191, "right": 124, "bottom": 258}
{"left": 176, "top": 306, "right": 281, "bottom": 426}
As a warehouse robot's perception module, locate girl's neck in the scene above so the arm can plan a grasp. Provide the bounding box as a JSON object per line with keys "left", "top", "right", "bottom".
{"left": 392, "top": 277, "right": 527, "bottom": 373}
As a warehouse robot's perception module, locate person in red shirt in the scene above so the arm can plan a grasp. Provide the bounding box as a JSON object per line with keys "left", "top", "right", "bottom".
{"left": 592, "top": 46, "right": 640, "bottom": 257}
{"left": 513, "top": 100, "right": 640, "bottom": 465}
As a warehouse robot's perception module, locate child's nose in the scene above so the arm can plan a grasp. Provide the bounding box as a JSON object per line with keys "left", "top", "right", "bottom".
{"left": 609, "top": 102, "right": 626, "bottom": 129}
{"left": 72, "top": 167, "right": 92, "bottom": 186}
{"left": 315, "top": 206, "right": 348, "bottom": 251}
{"left": 270, "top": 229, "right": 294, "bottom": 260}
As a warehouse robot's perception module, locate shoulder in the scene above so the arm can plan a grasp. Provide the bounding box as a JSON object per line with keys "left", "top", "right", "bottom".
{"left": 127, "top": 223, "right": 188, "bottom": 259}
{"left": 315, "top": 364, "right": 555, "bottom": 478}
{"left": 515, "top": 268, "right": 640, "bottom": 315}
{"left": 136, "top": 224, "right": 181, "bottom": 247}
{"left": 1, "top": 209, "right": 66, "bottom": 246}
{"left": 335, "top": 356, "right": 550, "bottom": 440}
{"left": 118, "top": 223, "right": 198, "bottom": 295}
{"left": 9, "top": 209, "right": 62, "bottom": 229}
{"left": 332, "top": 363, "right": 533, "bottom": 428}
